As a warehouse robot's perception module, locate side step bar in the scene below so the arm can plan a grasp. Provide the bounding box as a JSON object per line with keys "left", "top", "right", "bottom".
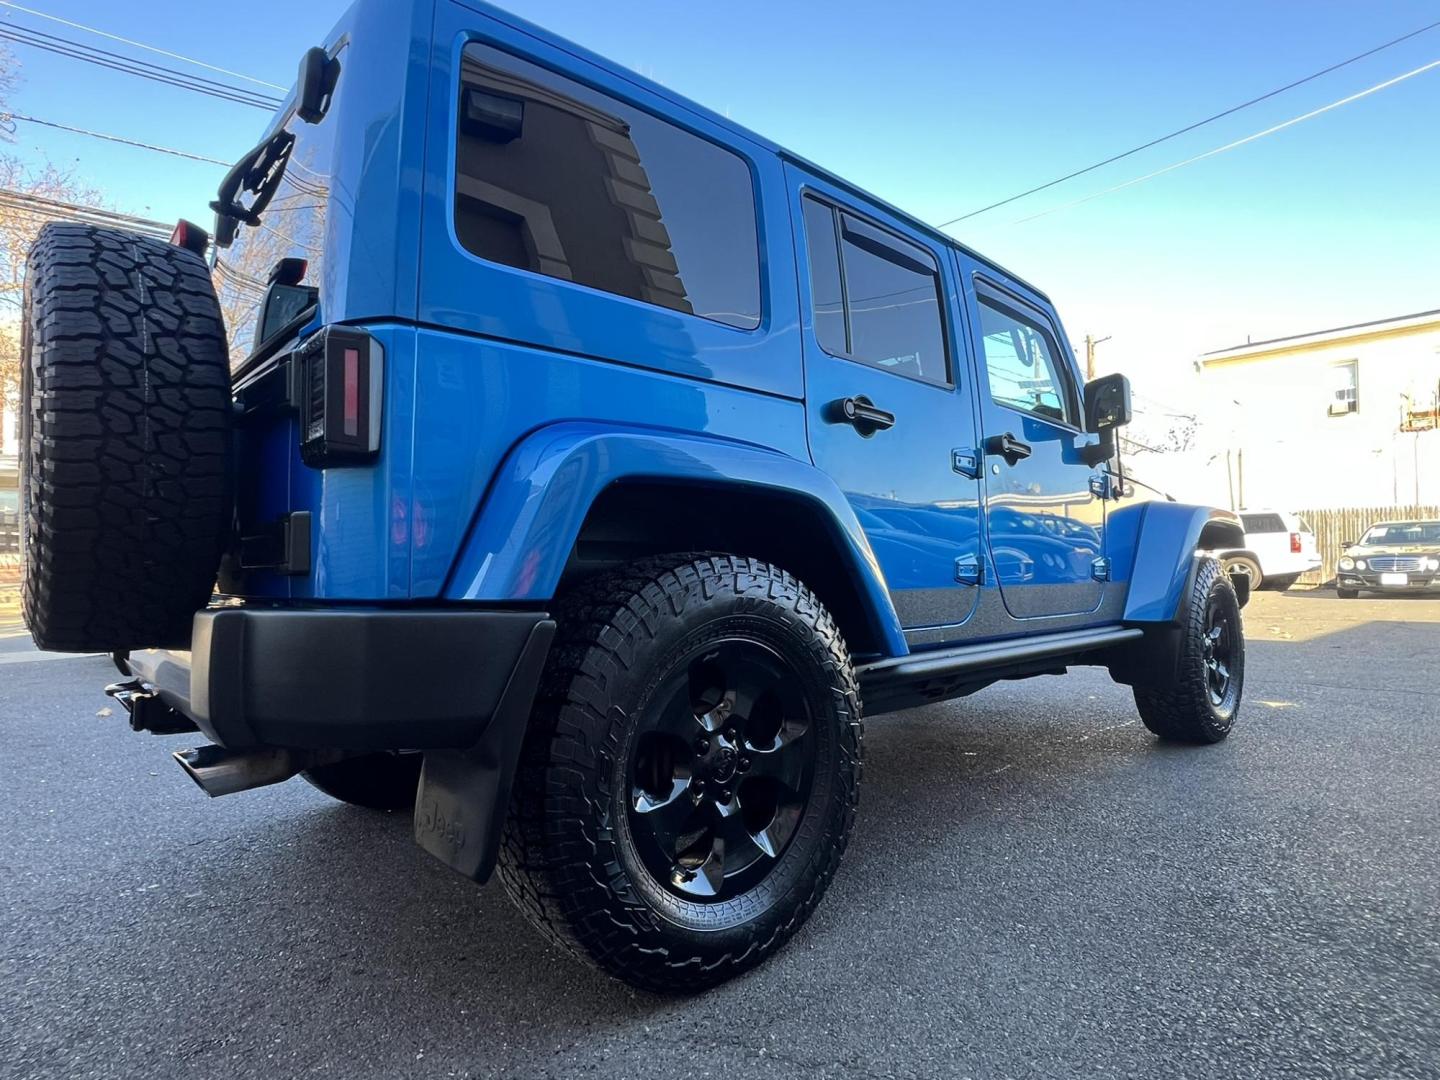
{"left": 857, "top": 625, "right": 1144, "bottom": 716}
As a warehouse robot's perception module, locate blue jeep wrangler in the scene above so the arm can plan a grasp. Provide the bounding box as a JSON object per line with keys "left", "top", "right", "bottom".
{"left": 19, "top": 0, "right": 1248, "bottom": 992}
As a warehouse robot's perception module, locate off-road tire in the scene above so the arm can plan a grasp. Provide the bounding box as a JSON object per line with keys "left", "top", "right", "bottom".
{"left": 20, "top": 223, "right": 232, "bottom": 652}
{"left": 1222, "top": 554, "right": 1262, "bottom": 591}
{"left": 1337, "top": 587, "right": 1359, "bottom": 600}
{"left": 498, "top": 554, "right": 863, "bottom": 994}
{"left": 302, "top": 753, "right": 423, "bottom": 811}
{"left": 1135, "top": 558, "right": 1243, "bottom": 743}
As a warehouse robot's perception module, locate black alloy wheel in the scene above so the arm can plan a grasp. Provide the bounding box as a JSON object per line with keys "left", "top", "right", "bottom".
{"left": 628, "top": 638, "right": 816, "bottom": 901}
{"left": 1201, "top": 594, "right": 1237, "bottom": 707}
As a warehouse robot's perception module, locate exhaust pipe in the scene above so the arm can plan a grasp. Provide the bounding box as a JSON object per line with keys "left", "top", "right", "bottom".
{"left": 173, "top": 745, "right": 340, "bottom": 798}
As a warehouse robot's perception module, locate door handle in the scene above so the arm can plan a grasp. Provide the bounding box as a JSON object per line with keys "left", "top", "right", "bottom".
{"left": 826, "top": 395, "right": 896, "bottom": 436}
{"left": 985, "top": 432, "right": 1032, "bottom": 465}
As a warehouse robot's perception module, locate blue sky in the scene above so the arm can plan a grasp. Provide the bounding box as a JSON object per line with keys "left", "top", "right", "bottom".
{"left": 6, "top": 0, "right": 1439, "bottom": 405}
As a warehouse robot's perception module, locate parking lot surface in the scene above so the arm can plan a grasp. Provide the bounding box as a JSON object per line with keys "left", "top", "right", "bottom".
{"left": 2, "top": 591, "right": 1438, "bottom": 1079}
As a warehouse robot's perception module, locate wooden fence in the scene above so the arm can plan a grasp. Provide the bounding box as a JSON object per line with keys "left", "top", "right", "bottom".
{"left": 1294, "top": 505, "right": 1440, "bottom": 584}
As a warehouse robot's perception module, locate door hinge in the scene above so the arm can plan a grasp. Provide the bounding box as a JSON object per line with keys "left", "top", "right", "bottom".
{"left": 1089, "top": 473, "right": 1114, "bottom": 500}
{"left": 955, "top": 554, "right": 984, "bottom": 586}
{"left": 1091, "top": 557, "right": 1112, "bottom": 582}
{"left": 951, "top": 448, "right": 980, "bottom": 479}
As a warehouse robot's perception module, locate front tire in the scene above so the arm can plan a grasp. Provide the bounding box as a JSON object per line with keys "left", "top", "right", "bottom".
{"left": 1337, "top": 587, "right": 1359, "bottom": 599}
{"left": 499, "top": 554, "right": 862, "bottom": 993}
{"left": 1134, "top": 558, "right": 1244, "bottom": 743}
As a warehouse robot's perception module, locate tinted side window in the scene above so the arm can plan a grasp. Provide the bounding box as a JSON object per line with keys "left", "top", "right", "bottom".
{"left": 454, "top": 43, "right": 761, "bottom": 330}
{"left": 801, "top": 197, "right": 847, "bottom": 356}
{"left": 977, "top": 297, "right": 1074, "bottom": 425}
{"left": 839, "top": 215, "right": 947, "bottom": 383}
{"left": 1241, "top": 514, "right": 1285, "bottom": 533}
{"left": 799, "top": 197, "right": 948, "bottom": 384}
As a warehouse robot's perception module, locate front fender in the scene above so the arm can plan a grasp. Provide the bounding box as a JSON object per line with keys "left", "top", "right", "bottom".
{"left": 443, "top": 422, "right": 908, "bottom": 656}
{"left": 1120, "top": 502, "right": 1246, "bottom": 624}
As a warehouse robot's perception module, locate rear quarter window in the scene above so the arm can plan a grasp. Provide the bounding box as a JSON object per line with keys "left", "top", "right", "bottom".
{"left": 453, "top": 42, "right": 762, "bottom": 331}
{"left": 1241, "top": 514, "right": 1286, "bottom": 533}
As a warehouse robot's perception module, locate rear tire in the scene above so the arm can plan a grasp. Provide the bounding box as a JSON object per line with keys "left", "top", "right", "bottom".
{"left": 499, "top": 554, "right": 862, "bottom": 993}
{"left": 302, "top": 753, "right": 423, "bottom": 811}
{"left": 1221, "top": 554, "right": 1262, "bottom": 592}
{"left": 20, "top": 223, "right": 232, "bottom": 652}
{"left": 1134, "top": 558, "right": 1244, "bottom": 744}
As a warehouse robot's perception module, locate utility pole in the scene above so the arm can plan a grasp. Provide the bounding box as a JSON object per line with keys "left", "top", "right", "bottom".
{"left": 1084, "top": 334, "right": 1111, "bottom": 381}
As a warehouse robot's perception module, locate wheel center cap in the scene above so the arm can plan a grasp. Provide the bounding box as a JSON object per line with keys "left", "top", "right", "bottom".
{"left": 706, "top": 747, "right": 738, "bottom": 784}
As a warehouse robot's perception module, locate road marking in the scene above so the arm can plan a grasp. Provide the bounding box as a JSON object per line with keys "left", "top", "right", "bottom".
{"left": 0, "top": 650, "right": 104, "bottom": 666}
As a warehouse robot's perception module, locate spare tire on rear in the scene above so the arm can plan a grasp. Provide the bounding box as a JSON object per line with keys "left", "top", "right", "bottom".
{"left": 20, "top": 222, "right": 232, "bottom": 652}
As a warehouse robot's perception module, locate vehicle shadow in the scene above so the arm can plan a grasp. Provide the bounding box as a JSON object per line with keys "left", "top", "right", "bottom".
{"left": 147, "top": 689, "right": 1183, "bottom": 1026}
{"left": 137, "top": 693, "right": 1167, "bottom": 1037}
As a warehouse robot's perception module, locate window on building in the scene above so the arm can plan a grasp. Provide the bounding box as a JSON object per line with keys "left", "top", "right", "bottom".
{"left": 453, "top": 43, "right": 762, "bottom": 330}
{"left": 1328, "top": 360, "right": 1359, "bottom": 416}
{"left": 977, "top": 297, "right": 1075, "bottom": 426}
{"left": 800, "top": 196, "right": 949, "bottom": 384}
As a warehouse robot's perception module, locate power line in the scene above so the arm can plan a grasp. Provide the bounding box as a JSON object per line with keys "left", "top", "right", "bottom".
{"left": 938, "top": 17, "right": 1440, "bottom": 227}
{"left": 0, "top": 187, "right": 173, "bottom": 239}
{"left": 0, "top": 0, "right": 286, "bottom": 91}
{"left": 0, "top": 24, "right": 282, "bottom": 108}
{"left": 1011, "top": 57, "right": 1440, "bottom": 225}
{"left": 0, "top": 24, "right": 283, "bottom": 110}
{"left": 9, "top": 114, "right": 228, "bottom": 165}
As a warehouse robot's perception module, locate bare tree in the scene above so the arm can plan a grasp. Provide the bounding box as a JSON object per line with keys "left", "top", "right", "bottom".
{"left": 0, "top": 47, "right": 104, "bottom": 418}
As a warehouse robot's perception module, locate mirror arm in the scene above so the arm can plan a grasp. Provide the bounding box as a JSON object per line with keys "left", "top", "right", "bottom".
{"left": 1080, "top": 427, "right": 1115, "bottom": 469}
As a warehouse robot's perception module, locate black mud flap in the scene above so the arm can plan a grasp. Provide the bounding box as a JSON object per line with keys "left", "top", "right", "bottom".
{"left": 413, "top": 620, "right": 555, "bottom": 883}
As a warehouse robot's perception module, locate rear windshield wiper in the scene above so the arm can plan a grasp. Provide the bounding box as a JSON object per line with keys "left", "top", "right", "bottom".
{"left": 210, "top": 129, "right": 296, "bottom": 249}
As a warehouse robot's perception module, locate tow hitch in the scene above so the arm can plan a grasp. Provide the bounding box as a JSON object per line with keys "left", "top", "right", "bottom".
{"left": 104, "top": 678, "right": 199, "bottom": 736}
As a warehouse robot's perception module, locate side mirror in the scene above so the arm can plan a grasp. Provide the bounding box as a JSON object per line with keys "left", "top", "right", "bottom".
{"left": 1079, "top": 373, "right": 1132, "bottom": 468}
{"left": 296, "top": 46, "right": 341, "bottom": 125}
{"left": 1083, "top": 373, "right": 1133, "bottom": 433}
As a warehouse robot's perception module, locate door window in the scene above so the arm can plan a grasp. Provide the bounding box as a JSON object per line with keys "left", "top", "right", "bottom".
{"left": 801, "top": 196, "right": 847, "bottom": 357}
{"left": 801, "top": 196, "right": 948, "bottom": 384}
{"left": 977, "top": 297, "right": 1075, "bottom": 426}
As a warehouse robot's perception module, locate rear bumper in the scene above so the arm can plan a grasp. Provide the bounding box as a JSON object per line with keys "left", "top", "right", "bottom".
{"left": 123, "top": 606, "right": 555, "bottom": 750}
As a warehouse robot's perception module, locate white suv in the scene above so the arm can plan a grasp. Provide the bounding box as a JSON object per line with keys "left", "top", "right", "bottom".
{"left": 1220, "top": 510, "right": 1321, "bottom": 591}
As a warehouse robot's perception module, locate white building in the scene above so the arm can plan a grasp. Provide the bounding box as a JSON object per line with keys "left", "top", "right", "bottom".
{"left": 1, "top": 401, "right": 16, "bottom": 460}
{"left": 1193, "top": 309, "right": 1440, "bottom": 511}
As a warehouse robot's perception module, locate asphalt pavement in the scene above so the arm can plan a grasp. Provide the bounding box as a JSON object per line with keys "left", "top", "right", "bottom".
{"left": 2, "top": 591, "right": 1438, "bottom": 1080}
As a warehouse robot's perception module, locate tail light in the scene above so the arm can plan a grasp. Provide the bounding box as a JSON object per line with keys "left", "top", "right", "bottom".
{"left": 1290, "top": 532, "right": 1302, "bottom": 553}
{"left": 296, "top": 327, "right": 383, "bottom": 467}
{"left": 170, "top": 219, "right": 210, "bottom": 255}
